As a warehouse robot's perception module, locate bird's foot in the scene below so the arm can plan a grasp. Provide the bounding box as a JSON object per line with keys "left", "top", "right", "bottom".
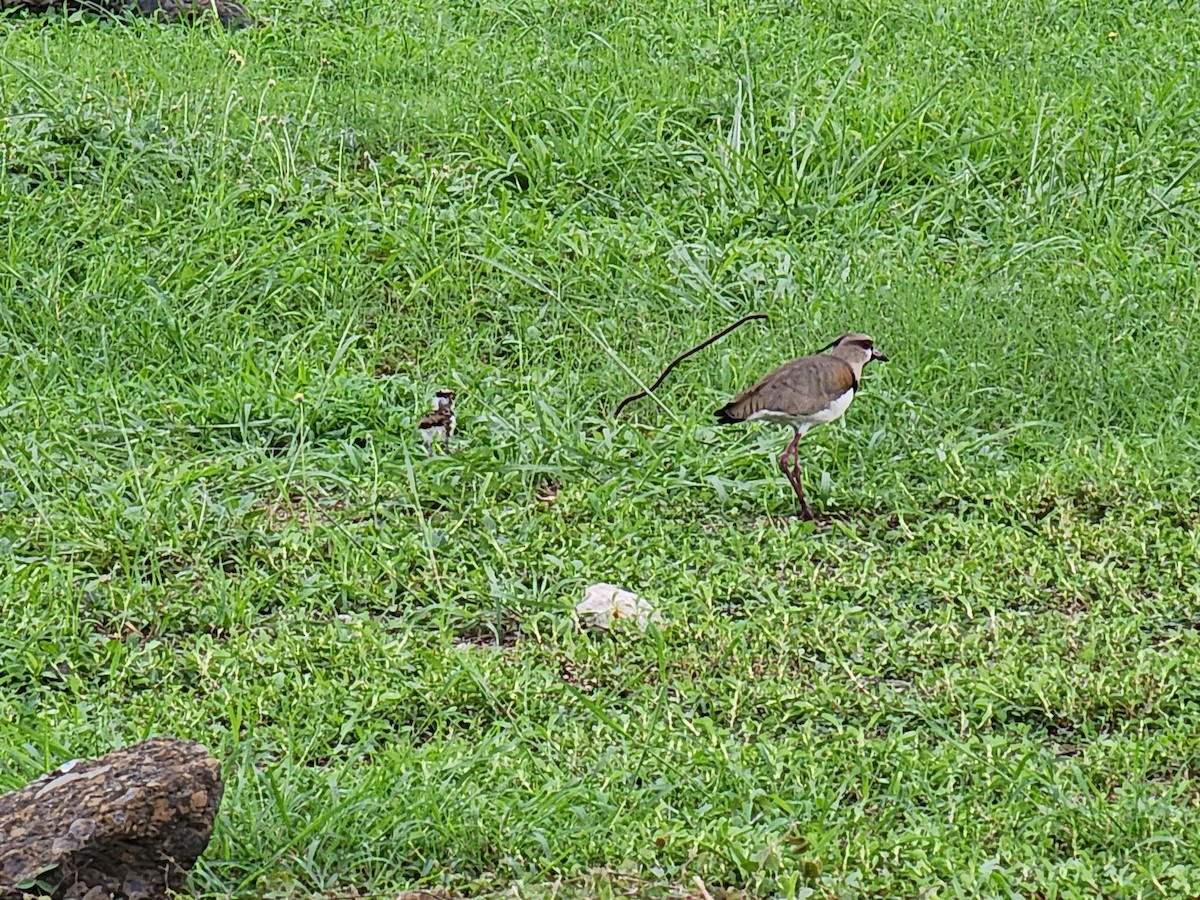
{"left": 797, "top": 505, "right": 822, "bottom": 524}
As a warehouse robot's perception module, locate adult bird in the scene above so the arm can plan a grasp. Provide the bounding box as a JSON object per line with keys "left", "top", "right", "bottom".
{"left": 714, "top": 332, "right": 888, "bottom": 519}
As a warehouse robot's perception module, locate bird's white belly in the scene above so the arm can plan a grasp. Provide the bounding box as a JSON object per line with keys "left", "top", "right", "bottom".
{"left": 809, "top": 388, "right": 855, "bottom": 424}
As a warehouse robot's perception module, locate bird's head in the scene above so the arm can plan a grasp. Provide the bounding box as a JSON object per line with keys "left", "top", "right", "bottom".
{"left": 823, "top": 333, "right": 889, "bottom": 369}
{"left": 433, "top": 388, "right": 457, "bottom": 411}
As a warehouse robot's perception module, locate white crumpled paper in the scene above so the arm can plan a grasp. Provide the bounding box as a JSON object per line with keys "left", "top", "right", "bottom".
{"left": 575, "top": 583, "right": 665, "bottom": 632}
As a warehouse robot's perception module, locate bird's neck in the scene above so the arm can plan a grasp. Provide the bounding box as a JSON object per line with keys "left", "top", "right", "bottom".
{"left": 829, "top": 350, "right": 867, "bottom": 382}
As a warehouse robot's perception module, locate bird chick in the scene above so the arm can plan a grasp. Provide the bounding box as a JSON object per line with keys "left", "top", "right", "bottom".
{"left": 418, "top": 388, "right": 457, "bottom": 456}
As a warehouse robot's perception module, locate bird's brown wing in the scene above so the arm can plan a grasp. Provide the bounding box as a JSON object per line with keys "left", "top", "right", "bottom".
{"left": 716, "top": 355, "right": 857, "bottom": 422}
{"left": 419, "top": 410, "right": 453, "bottom": 429}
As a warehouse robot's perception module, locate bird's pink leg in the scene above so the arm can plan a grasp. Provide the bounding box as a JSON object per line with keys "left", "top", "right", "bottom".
{"left": 791, "top": 459, "right": 814, "bottom": 521}
{"left": 777, "top": 428, "right": 801, "bottom": 481}
{"left": 778, "top": 427, "right": 814, "bottom": 520}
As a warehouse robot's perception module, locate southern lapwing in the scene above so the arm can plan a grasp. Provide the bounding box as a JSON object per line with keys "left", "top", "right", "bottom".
{"left": 714, "top": 333, "right": 888, "bottom": 519}
{"left": 418, "top": 388, "right": 456, "bottom": 456}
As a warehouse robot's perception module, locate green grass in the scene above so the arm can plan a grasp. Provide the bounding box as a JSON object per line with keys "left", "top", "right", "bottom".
{"left": 2, "top": 0, "right": 1200, "bottom": 896}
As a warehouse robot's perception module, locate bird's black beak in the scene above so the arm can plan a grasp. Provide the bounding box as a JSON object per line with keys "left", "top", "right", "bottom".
{"left": 871, "top": 348, "right": 890, "bottom": 362}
